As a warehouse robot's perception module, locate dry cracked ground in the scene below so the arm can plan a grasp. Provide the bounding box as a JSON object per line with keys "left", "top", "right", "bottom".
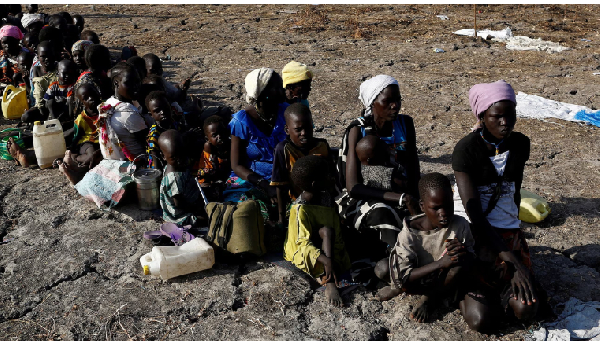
{"left": 1, "top": 4, "right": 600, "bottom": 341}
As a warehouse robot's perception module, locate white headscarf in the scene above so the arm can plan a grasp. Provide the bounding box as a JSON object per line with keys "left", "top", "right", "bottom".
{"left": 358, "top": 75, "right": 399, "bottom": 117}
{"left": 21, "top": 14, "right": 44, "bottom": 29}
{"left": 245, "top": 67, "right": 274, "bottom": 104}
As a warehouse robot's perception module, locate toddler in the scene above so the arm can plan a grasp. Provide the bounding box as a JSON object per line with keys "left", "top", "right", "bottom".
{"left": 284, "top": 155, "right": 351, "bottom": 307}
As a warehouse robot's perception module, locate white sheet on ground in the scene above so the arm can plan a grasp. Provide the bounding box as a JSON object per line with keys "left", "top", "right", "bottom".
{"left": 530, "top": 298, "right": 600, "bottom": 341}
{"left": 454, "top": 27, "right": 571, "bottom": 53}
{"left": 516, "top": 92, "right": 600, "bottom": 127}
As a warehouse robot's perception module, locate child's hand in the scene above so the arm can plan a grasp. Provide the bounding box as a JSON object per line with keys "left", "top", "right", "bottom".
{"left": 438, "top": 239, "right": 466, "bottom": 269}
{"left": 402, "top": 194, "right": 419, "bottom": 216}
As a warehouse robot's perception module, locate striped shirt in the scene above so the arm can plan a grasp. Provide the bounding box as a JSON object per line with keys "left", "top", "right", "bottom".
{"left": 43, "top": 81, "right": 74, "bottom": 103}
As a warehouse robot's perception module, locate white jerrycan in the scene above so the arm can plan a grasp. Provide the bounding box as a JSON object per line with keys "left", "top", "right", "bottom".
{"left": 32, "top": 119, "right": 66, "bottom": 169}
{"left": 140, "top": 238, "right": 215, "bottom": 280}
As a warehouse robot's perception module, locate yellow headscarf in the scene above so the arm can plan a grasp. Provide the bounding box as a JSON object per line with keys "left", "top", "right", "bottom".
{"left": 282, "top": 61, "right": 313, "bottom": 88}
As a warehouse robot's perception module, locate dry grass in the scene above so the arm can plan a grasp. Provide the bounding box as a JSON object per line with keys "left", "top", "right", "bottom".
{"left": 287, "top": 5, "right": 331, "bottom": 33}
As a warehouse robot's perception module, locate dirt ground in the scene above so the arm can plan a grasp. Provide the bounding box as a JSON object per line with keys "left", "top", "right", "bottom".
{"left": 1, "top": 4, "right": 600, "bottom": 341}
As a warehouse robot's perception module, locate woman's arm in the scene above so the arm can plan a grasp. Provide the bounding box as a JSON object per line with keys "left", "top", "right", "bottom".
{"left": 230, "top": 135, "right": 276, "bottom": 197}
{"left": 403, "top": 116, "right": 421, "bottom": 197}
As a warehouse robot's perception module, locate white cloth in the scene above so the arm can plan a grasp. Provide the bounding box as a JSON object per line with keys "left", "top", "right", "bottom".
{"left": 516, "top": 91, "right": 600, "bottom": 127}
{"left": 244, "top": 67, "right": 274, "bottom": 104}
{"left": 99, "top": 97, "right": 147, "bottom": 161}
{"left": 530, "top": 298, "right": 600, "bottom": 341}
{"left": 453, "top": 151, "right": 521, "bottom": 229}
{"left": 358, "top": 75, "right": 398, "bottom": 117}
{"left": 454, "top": 27, "right": 570, "bottom": 53}
{"left": 21, "top": 14, "right": 44, "bottom": 29}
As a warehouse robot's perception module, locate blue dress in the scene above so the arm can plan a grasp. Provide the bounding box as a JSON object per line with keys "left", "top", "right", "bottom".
{"left": 224, "top": 102, "right": 289, "bottom": 202}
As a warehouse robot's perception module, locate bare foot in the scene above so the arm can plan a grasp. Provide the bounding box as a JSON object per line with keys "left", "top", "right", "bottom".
{"left": 325, "top": 283, "right": 343, "bottom": 307}
{"left": 7, "top": 137, "right": 29, "bottom": 167}
{"left": 410, "top": 295, "right": 435, "bottom": 323}
{"left": 375, "top": 286, "right": 401, "bottom": 302}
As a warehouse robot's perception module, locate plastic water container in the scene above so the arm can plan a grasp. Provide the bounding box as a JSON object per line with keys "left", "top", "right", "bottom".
{"left": 2, "top": 85, "right": 29, "bottom": 120}
{"left": 33, "top": 119, "right": 66, "bottom": 169}
{"left": 140, "top": 238, "right": 215, "bottom": 280}
{"left": 519, "top": 189, "right": 551, "bottom": 223}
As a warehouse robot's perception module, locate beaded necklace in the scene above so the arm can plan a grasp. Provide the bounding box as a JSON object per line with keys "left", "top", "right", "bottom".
{"left": 479, "top": 130, "right": 504, "bottom": 155}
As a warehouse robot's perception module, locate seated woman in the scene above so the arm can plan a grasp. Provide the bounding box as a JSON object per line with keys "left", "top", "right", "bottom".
{"left": 226, "top": 67, "right": 288, "bottom": 222}
{"left": 0, "top": 25, "right": 26, "bottom": 91}
{"left": 337, "top": 75, "right": 420, "bottom": 263}
{"left": 281, "top": 60, "right": 312, "bottom": 107}
{"left": 71, "top": 39, "right": 93, "bottom": 75}
{"left": 453, "top": 80, "right": 539, "bottom": 332}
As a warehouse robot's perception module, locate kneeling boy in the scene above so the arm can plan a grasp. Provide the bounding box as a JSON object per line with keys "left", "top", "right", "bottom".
{"left": 377, "top": 172, "right": 475, "bottom": 323}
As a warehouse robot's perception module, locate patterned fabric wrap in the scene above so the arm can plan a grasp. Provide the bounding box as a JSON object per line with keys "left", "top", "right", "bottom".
{"left": 75, "top": 160, "right": 134, "bottom": 209}
{"left": 73, "top": 110, "right": 99, "bottom": 145}
{"left": 0, "top": 50, "right": 21, "bottom": 85}
{"left": 146, "top": 124, "right": 166, "bottom": 169}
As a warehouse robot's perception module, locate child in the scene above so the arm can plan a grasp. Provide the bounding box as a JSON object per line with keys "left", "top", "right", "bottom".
{"left": 21, "top": 40, "right": 58, "bottom": 125}
{"left": 282, "top": 61, "right": 313, "bottom": 107}
{"left": 71, "top": 39, "right": 93, "bottom": 74}
{"left": 55, "top": 82, "right": 103, "bottom": 185}
{"left": 16, "top": 51, "right": 33, "bottom": 96}
{"left": 80, "top": 30, "right": 99, "bottom": 45}
{"left": 44, "top": 59, "right": 77, "bottom": 123}
{"left": 284, "top": 155, "right": 351, "bottom": 307}
{"left": 271, "top": 103, "right": 334, "bottom": 224}
{"left": 194, "top": 115, "right": 230, "bottom": 200}
{"left": 73, "top": 15, "right": 84, "bottom": 33}
{"left": 143, "top": 53, "right": 190, "bottom": 103}
{"left": 22, "top": 31, "right": 39, "bottom": 53}
{"left": 145, "top": 90, "right": 178, "bottom": 170}
{"left": 158, "top": 129, "right": 204, "bottom": 226}
{"left": 355, "top": 135, "right": 408, "bottom": 193}
{"left": 375, "top": 173, "right": 475, "bottom": 323}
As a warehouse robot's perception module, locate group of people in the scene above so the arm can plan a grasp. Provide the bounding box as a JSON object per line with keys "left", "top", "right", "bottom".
{"left": 0, "top": 6, "right": 541, "bottom": 333}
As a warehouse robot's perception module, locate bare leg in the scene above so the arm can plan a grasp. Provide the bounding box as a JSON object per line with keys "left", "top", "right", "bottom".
{"left": 410, "top": 265, "right": 466, "bottom": 323}
{"left": 319, "top": 226, "right": 342, "bottom": 307}
{"left": 459, "top": 290, "right": 493, "bottom": 332}
{"left": 7, "top": 137, "right": 34, "bottom": 167}
{"left": 374, "top": 258, "right": 402, "bottom": 301}
{"left": 57, "top": 150, "right": 86, "bottom": 186}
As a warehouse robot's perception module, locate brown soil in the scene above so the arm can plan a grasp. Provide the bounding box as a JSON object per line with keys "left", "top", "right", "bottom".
{"left": 0, "top": 4, "right": 599, "bottom": 341}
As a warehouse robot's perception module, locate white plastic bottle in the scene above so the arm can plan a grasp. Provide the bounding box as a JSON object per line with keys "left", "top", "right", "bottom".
{"left": 32, "top": 119, "right": 66, "bottom": 169}
{"left": 140, "top": 238, "right": 215, "bottom": 280}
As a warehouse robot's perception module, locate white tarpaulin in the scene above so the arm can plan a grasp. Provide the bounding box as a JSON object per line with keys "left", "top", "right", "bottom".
{"left": 516, "top": 92, "right": 600, "bottom": 127}
{"left": 454, "top": 27, "right": 571, "bottom": 53}
{"left": 529, "top": 298, "right": 600, "bottom": 341}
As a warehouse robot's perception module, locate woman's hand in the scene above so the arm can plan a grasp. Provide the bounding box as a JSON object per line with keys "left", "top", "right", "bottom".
{"left": 402, "top": 193, "right": 419, "bottom": 215}
{"left": 503, "top": 254, "right": 537, "bottom": 305}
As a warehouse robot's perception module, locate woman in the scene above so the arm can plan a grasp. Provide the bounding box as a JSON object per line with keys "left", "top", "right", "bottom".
{"left": 226, "top": 67, "right": 288, "bottom": 221}
{"left": 71, "top": 39, "right": 93, "bottom": 75}
{"left": 0, "top": 25, "right": 25, "bottom": 89}
{"left": 452, "top": 80, "right": 538, "bottom": 332}
{"left": 337, "top": 75, "right": 420, "bottom": 261}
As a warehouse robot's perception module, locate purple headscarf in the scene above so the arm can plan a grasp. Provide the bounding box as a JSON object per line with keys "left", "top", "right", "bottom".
{"left": 468, "top": 80, "right": 516, "bottom": 131}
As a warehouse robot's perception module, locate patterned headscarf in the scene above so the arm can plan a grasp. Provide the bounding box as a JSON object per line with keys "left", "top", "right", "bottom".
{"left": 244, "top": 67, "right": 274, "bottom": 104}
{"left": 468, "top": 80, "right": 516, "bottom": 131}
{"left": 21, "top": 14, "right": 44, "bottom": 29}
{"left": 358, "top": 75, "right": 399, "bottom": 117}
{"left": 71, "top": 39, "right": 94, "bottom": 54}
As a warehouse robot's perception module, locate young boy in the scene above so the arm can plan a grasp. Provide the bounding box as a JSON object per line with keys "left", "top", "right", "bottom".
{"left": 284, "top": 155, "right": 351, "bottom": 307}
{"left": 282, "top": 61, "right": 313, "bottom": 107}
{"left": 158, "top": 129, "right": 204, "bottom": 226}
{"left": 375, "top": 173, "right": 475, "bottom": 323}
{"left": 16, "top": 51, "right": 33, "bottom": 95}
{"left": 194, "top": 115, "right": 230, "bottom": 201}
{"left": 355, "top": 135, "right": 408, "bottom": 193}
{"left": 143, "top": 53, "right": 190, "bottom": 103}
{"left": 44, "top": 59, "right": 77, "bottom": 123}
{"left": 146, "top": 90, "right": 178, "bottom": 170}
{"left": 55, "top": 82, "right": 103, "bottom": 185}
{"left": 271, "top": 103, "right": 335, "bottom": 224}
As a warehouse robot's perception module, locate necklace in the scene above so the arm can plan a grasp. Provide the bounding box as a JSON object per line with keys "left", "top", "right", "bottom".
{"left": 480, "top": 131, "right": 504, "bottom": 155}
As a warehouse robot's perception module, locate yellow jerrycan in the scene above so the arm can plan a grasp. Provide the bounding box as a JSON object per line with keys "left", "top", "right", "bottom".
{"left": 2, "top": 85, "right": 29, "bottom": 120}
{"left": 519, "top": 189, "right": 551, "bottom": 223}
